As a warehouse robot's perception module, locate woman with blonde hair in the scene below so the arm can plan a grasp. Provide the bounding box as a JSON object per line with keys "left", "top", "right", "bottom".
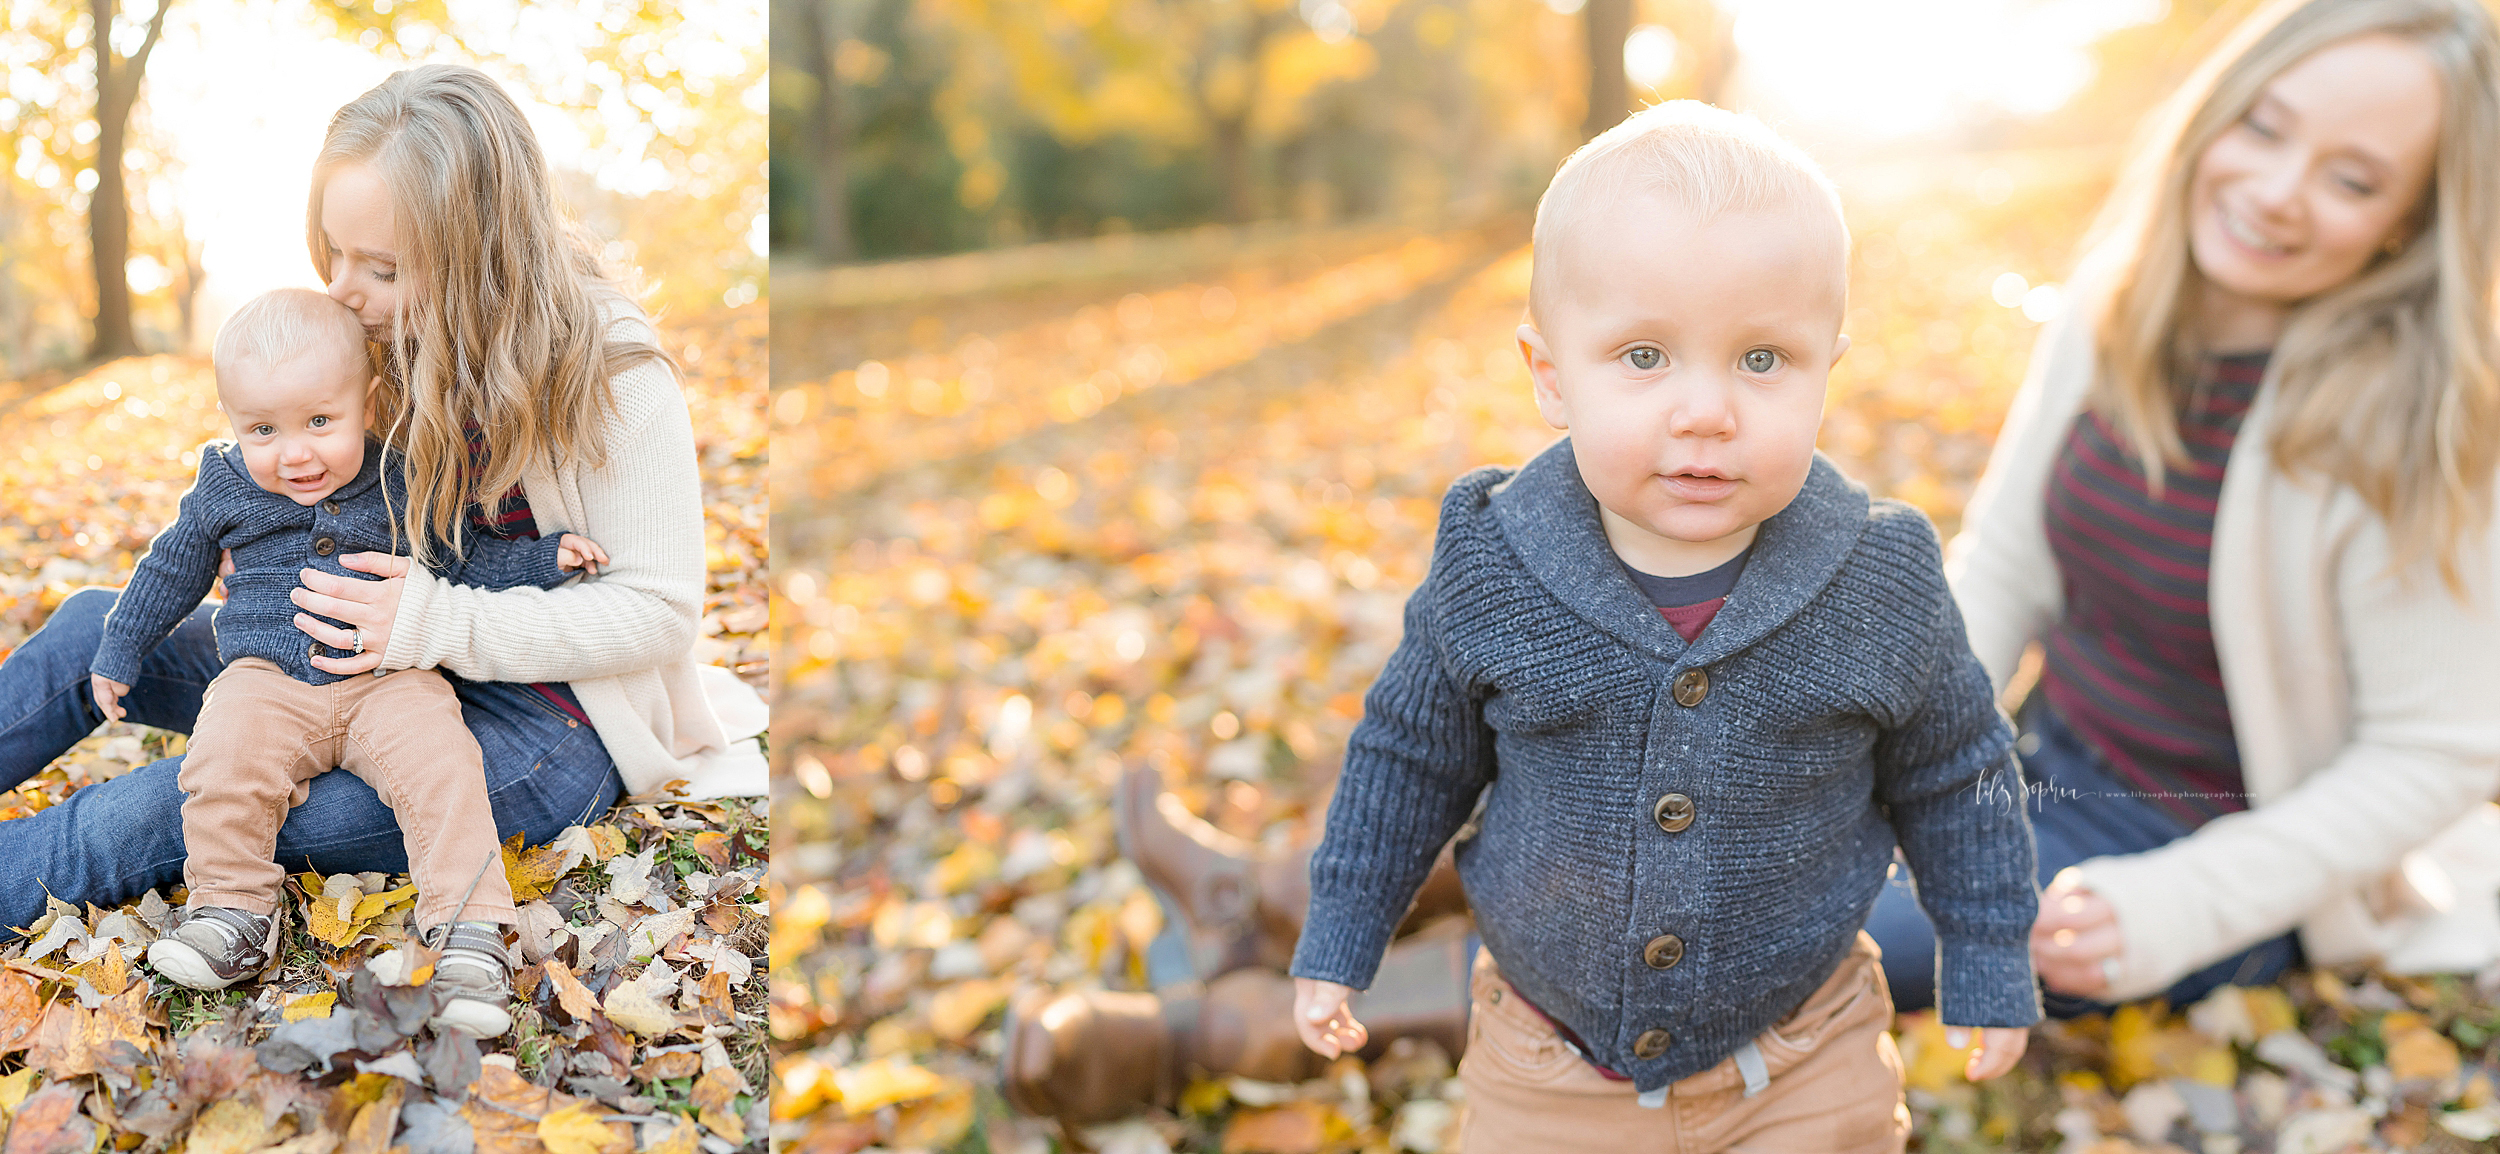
{"left": 0, "top": 65, "right": 763, "bottom": 982}
{"left": 1866, "top": 0, "right": 2500, "bottom": 1011}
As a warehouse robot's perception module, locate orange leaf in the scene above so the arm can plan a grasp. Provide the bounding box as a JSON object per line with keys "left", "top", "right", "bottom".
{"left": 0, "top": 969, "right": 41, "bottom": 1056}
{"left": 540, "top": 958, "right": 605, "bottom": 1024}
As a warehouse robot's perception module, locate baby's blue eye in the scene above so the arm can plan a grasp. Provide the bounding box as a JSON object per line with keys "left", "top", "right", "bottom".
{"left": 309, "top": 415, "right": 330, "bottom": 428}
{"left": 1625, "top": 347, "right": 1663, "bottom": 371}
{"left": 1743, "top": 349, "right": 1780, "bottom": 373}
{"left": 252, "top": 424, "right": 274, "bottom": 437}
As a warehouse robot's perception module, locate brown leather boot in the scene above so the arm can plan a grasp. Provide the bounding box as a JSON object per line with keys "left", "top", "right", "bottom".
{"left": 1000, "top": 925, "right": 1477, "bottom": 1126}
{"left": 1118, "top": 767, "right": 1470, "bottom": 979}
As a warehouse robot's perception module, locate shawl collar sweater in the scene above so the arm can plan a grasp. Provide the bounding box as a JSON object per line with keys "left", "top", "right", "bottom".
{"left": 1293, "top": 439, "right": 2041, "bottom": 1092}
{"left": 1950, "top": 287, "right": 2500, "bottom": 998}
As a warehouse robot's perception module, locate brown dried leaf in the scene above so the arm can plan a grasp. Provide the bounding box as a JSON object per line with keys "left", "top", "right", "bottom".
{"left": 1, "top": 1081, "right": 95, "bottom": 1154}
{"left": 540, "top": 959, "right": 605, "bottom": 1024}
{"left": 690, "top": 1067, "right": 745, "bottom": 1145}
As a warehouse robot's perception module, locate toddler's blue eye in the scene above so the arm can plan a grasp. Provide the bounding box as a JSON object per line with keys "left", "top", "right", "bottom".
{"left": 1625, "top": 348, "right": 1663, "bottom": 371}
{"left": 252, "top": 425, "right": 274, "bottom": 437}
{"left": 309, "top": 415, "right": 329, "bottom": 427}
{"left": 1743, "top": 349, "right": 1779, "bottom": 373}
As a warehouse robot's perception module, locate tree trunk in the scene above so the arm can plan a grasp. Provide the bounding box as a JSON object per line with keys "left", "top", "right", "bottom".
{"left": 803, "top": 0, "right": 853, "bottom": 263}
{"left": 1581, "top": 0, "right": 1632, "bottom": 140}
{"left": 85, "top": 0, "right": 169, "bottom": 363}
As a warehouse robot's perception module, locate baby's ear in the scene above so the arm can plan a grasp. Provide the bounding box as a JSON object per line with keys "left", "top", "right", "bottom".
{"left": 1831, "top": 333, "right": 1851, "bottom": 365}
{"left": 1517, "top": 324, "right": 1568, "bottom": 430}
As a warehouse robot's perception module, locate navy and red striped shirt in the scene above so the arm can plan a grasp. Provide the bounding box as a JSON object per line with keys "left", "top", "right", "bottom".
{"left": 459, "top": 422, "right": 591, "bottom": 726}
{"left": 2037, "top": 352, "right": 2266, "bottom": 826}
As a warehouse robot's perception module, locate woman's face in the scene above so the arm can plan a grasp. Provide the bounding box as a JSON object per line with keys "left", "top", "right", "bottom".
{"left": 2186, "top": 34, "right": 2442, "bottom": 312}
{"left": 319, "top": 163, "right": 406, "bottom": 339}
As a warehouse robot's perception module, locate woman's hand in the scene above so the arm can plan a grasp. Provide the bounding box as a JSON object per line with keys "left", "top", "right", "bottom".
{"left": 292, "top": 552, "right": 411, "bottom": 675}
{"left": 1293, "top": 977, "right": 1368, "bottom": 1059}
{"left": 2031, "top": 867, "right": 2124, "bottom": 998}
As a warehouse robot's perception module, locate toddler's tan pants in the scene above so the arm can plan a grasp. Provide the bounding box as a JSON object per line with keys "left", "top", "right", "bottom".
{"left": 177, "top": 658, "right": 518, "bottom": 929}
{"left": 1459, "top": 931, "right": 1910, "bottom": 1153}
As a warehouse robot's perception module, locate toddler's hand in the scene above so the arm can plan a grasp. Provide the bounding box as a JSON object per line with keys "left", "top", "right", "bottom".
{"left": 555, "top": 533, "right": 609, "bottom": 576}
{"left": 1947, "top": 1025, "right": 2029, "bottom": 1081}
{"left": 90, "top": 674, "right": 129, "bottom": 723}
{"left": 1293, "top": 977, "right": 1367, "bottom": 1059}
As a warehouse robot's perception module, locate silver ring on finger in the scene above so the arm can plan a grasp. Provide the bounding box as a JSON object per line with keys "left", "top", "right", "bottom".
{"left": 2099, "top": 956, "right": 2122, "bottom": 992}
{"left": 351, "top": 628, "right": 364, "bottom": 656}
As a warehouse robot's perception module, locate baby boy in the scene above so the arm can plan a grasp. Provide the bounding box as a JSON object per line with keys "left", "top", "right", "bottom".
{"left": 1287, "top": 103, "right": 2041, "bottom": 1151}
{"left": 92, "top": 288, "right": 602, "bottom": 1037}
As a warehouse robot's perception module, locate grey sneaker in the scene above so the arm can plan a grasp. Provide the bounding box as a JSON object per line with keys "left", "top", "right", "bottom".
{"left": 148, "top": 905, "right": 282, "bottom": 990}
{"left": 425, "top": 920, "right": 515, "bottom": 1037}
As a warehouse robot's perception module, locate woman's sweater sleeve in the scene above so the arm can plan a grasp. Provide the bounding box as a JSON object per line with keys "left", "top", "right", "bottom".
{"left": 2072, "top": 523, "right": 2500, "bottom": 999}
{"left": 1944, "top": 303, "right": 2091, "bottom": 692}
{"left": 381, "top": 358, "right": 705, "bottom": 683}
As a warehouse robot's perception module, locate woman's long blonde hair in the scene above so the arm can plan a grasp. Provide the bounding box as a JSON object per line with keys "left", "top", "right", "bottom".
{"left": 2076, "top": 0, "right": 2500, "bottom": 585}
{"left": 307, "top": 64, "right": 670, "bottom": 570}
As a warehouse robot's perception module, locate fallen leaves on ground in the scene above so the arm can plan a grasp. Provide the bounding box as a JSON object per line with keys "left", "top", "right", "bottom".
{"left": 0, "top": 305, "right": 769, "bottom": 1152}
{"left": 769, "top": 153, "right": 2500, "bottom": 1154}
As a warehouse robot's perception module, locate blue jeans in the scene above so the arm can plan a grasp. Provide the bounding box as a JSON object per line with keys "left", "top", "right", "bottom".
{"left": 0, "top": 587, "right": 625, "bottom": 935}
{"left": 1864, "top": 700, "right": 2302, "bottom": 1017}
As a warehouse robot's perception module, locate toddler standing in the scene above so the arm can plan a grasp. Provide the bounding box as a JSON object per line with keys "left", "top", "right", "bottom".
{"left": 94, "top": 288, "right": 605, "bottom": 1036}
{"left": 1287, "top": 103, "right": 2041, "bottom": 1151}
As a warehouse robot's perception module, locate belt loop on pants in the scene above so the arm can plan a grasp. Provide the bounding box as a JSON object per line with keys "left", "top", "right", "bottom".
{"left": 1733, "top": 1039, "right": 1770, "bottom": 1097}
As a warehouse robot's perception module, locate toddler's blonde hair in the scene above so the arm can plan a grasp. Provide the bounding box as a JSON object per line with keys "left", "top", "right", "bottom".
{"left": 213, "top": 287, "right": 370, "bottom": 394}
{"left": 1529, "top": 100, "right": 1848, "bottom": 328}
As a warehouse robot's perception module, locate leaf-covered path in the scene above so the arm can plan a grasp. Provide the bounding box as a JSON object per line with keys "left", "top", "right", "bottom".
{"left": 773, "top": 159, "right": 2500, "bottom": 1154}
{"left": 0, "top": 304, "right": 772, "bottom": 1154}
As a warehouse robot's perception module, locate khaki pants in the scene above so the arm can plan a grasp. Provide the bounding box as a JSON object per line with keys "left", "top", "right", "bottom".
{"left": 178, "top": 658, "right": 517, "bottom": 929}
{"left": 1458, "top": 932, "right": 1910, "bottom": 1154}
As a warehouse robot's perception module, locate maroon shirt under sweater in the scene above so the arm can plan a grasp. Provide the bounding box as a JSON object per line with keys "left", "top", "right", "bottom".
{"left": 2038, "top": 352, "right": 2265, "bottom": 826}
{"left": 460, "top": 421, "right": 590, "bottom": 725}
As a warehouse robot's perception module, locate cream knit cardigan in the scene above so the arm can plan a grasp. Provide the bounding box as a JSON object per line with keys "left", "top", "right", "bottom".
{"left": 377, "top": 310, "right": 765, "bottom": 801}
{"left": 1947, "top": 291, "right": 2500, "bottom": 1000}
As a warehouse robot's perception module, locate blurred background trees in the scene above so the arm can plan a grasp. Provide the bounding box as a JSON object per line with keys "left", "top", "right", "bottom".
{"left": 0, "top": 0, "right": 765, "bottom": 375}
{"left": 768, "top": 0, "right": 2241, "bottom": 268}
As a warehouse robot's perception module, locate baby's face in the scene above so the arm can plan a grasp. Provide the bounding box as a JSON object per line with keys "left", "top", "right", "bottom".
{"left": 219, "top": 347, "right": 371, "bottom": 505}
{"left": 1521, "top": 194, "right": 1848, "bottom": 575}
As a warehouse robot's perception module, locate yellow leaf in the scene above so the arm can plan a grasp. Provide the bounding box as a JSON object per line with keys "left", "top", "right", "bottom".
{"left": 832, "top": 1058, "right": 947, "bottom": 1116}
{"left": 692, "top": 1067, "right": 747, "bottom": 1145}
{"left": 586, "top": 824, "right": 630, "bottom": 862}
{"left": 187, "top": 1098, "right": 272, "bottom": 1154}
{"left": 503, "top": 833, "right": 570, "bottom": 905}
{"left": 72, "top": 944, "right": 125, "bottom": 998}
{"left": 0, "top": 1068, "right": 38, "bottom": 1116}
{"left": 772, "top": 1058, "right": 834, "bottom": 1122}
{"left": 281, "top": 992, "right": 337, "bottom": 1022}
{"left": 303, "top": 891, "right": 364, "bottom": 948}
{"left": 928, "top": 980, "right": 1007, "bottom": 1041}
{"left": 2386, "top": 1014, "right": 2462, "bottom": 1084}
{"left": 2244, "top": 986, "right": 2298, "bottom": 1036}
{"left": 641, "top": 1115, "right": 699, "bottom": 1154}
{"left": 891, "top": 1083, "right": 974, "bottom": 1149}
{"left": 2185, "top": 1044, "right": 2236, "bottom": 1087}
{"left": 537, "top": 1101, "right": 627, "bottom": 1154}
{"left": 1897, "top": 1013, "right": 1970, "bottom": 1093}
{"left": 351, "top": 884, "right": 419, "bottom": 922}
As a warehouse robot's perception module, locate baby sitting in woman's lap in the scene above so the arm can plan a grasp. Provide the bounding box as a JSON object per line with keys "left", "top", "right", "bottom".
{"left": 88, "top": 287, "right": 604, "bottom": 1036}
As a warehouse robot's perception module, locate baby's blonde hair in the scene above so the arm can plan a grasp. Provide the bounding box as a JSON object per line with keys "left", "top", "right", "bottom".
{"left": 212, "top": 287, "right": 369, "bottom": 394}
{"left": 1529, "top": 100, "right": 1849, "bottom": 328}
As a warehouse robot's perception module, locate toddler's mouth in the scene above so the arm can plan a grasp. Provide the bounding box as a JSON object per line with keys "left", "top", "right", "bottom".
{"left": 1660, "top": 471, "right": 1737, "bottom": 500}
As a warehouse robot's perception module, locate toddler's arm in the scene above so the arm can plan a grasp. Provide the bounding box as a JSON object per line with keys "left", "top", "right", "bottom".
{"left": 1288, "top": 581, "right": 1497, "bottom": 1000}
{"left": 91, "top": 451, "right": 231, "bottom": 688}
{"left": 430, "top": 530, "right": 602, "bottom": 591}
{"left": 1873, "top": 562, "right": 2043, "bottom": 1034}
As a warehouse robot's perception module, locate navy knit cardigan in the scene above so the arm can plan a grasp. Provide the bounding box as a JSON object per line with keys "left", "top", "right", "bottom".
{"left": 93, "top": 438, "right": 573, "bottom": 688}
{"left": 1291, "top": 439, "right": 2042, "bottom": 1091}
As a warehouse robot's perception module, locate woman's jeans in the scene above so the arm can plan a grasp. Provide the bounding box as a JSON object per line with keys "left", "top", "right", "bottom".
{"left": 0, "top": 587, "right": 624, "bottom": 935}
{"left": 1865, "top": 700, "right": 2303, "bottom": 1017}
